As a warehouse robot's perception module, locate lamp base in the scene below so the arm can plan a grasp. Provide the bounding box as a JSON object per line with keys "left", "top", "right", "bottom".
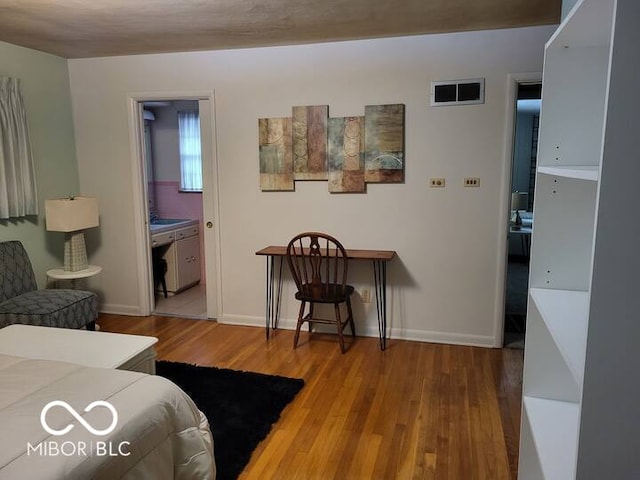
{"left": 64, "top": 231, "right": 89, "bottom": 272}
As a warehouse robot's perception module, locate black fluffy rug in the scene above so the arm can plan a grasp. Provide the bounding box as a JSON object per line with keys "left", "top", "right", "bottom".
{"left": 156, "top": 361, "right": 304, "bottom": 480}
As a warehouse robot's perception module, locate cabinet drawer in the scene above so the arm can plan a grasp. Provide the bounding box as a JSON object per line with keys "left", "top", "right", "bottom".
{"left": 151, "top": 231, "right": 175, "bottom": 247}
{"left": 176, "top": 224, "right": 199, "bottom": 240}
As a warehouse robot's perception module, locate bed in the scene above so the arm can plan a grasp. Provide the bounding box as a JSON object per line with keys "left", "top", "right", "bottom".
{"left": 0, "top": 354, "right": 215, "bottom": 479}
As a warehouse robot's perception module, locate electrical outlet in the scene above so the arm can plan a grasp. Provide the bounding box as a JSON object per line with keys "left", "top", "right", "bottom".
{"left": 429, "top": 178, "right": 446, "bottom": 187}
{"left": 361, "top": 289, "right": 371, "bottom": 303}
{"left": 464, "top": 177, "right": 480, "bottom": 187}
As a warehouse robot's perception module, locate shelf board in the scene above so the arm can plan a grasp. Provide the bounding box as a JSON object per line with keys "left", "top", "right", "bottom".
{"left": 524, "top": 396, "right": 580, "bottom": 480}
{"left": 530, "top": 288, "right": 589, "bottom": 385}
{"left": 547, "top": 0, "right": 614, "bottom": 49}
{"left": 538, "top": 165, "right": 599, "bottom": 182}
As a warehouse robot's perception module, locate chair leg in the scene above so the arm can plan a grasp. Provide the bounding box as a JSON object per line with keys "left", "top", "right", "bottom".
{"left": 335, "top": 303, "right": 346, "bottom": 353}
{"left": 346, "top": 297, "right": 355, "bottom": 337}
{"left": 160, "top": 259, "right": 168, "bottom": 298}
{"left": 308, "top": 303, "right": 314, "bottom": 332}
{"left": 161, "top": 275, "right": 167, "bottom": 299}
{"left": 293, "top": 301, "right": 306, "bottom": 349}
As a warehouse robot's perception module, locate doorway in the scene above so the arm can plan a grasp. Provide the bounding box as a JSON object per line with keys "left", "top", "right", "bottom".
{"left": 143, "top": 100, "right": 206, "bottom": 317}
{"left": 130, "top": 94, "right": 220, "bottom": 320}
{"left": 503, "top": 83, "right": 541, "bottom": 348}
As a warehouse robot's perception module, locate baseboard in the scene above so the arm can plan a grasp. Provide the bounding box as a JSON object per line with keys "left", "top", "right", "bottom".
{"left": 99, "top": 304, "right": 144, "bottom": 316}
{"left": 221, "top": 314, "right": 299, "bottom": 330}
{"left": 387, "top": 327, "right": 496, "bottom": 348}
{"left": 220, "top": 314, "right": 496, "bottom": 348}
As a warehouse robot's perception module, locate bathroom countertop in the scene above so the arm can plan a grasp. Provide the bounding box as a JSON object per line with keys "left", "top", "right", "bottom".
{"left": 149, "top": 218, "right": 198, "bottom": 235}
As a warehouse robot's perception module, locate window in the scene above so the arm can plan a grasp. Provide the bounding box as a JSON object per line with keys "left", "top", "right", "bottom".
{"left": 178, "top": 111, "right": 202, "bottom": 192}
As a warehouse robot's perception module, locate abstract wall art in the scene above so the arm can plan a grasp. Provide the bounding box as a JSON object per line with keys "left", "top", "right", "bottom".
{"left": 328, "top": 116, "right": 365, "bottom": 193}
{"left": 258, "top": 117, "right": 294, "bottom": 191}
{"left": 292, "top": 105, "right": 328, "bottom": 181}
{"left": 259, "top": 103, "right": 404, "bottom": 193}
{"left": 364, "top": 104, "right": 405, "bottom": 183}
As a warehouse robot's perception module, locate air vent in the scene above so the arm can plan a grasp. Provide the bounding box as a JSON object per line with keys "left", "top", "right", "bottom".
{"left": 430, "top": 78, "right": 485, "bottom": 106}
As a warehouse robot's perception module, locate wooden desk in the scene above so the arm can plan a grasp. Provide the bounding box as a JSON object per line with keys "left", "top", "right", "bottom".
{"left": 256, "top": 246, "right": 396, "bottom": 350}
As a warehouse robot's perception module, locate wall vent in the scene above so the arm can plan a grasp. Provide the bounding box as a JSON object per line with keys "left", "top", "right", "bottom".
{"left": 430, "top": 78, "right": 485, "bottom": 106}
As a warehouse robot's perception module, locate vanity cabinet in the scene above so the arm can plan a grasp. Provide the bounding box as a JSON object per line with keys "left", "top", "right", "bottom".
{"left": 165, "top": 225, "right": 201, "bottom": 293}
{"left": 518, "top": 0, "right": 640, "bottom": 478}
{"left": 151, "top": 221, "right": 201, "bottom": 294}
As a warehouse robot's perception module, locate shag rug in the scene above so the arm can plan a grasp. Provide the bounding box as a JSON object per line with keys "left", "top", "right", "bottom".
{"left": 156, "top": 361, "right": 304, "bottom": 480}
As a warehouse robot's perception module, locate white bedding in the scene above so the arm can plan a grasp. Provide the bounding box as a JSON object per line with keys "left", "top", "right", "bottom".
{"left": 0, "top": 354, "right": 215, "bottom": 480}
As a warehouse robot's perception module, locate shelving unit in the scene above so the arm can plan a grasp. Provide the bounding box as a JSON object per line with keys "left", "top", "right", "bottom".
{"left": 536, "top": 166, "right": 598, "bottom": 182}
{"left": 519, "top": 0, "right": 640, "bottom": 478}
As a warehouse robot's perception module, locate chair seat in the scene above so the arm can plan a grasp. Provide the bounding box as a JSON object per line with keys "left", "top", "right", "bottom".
{"left": 295, "top": 284, "right": 355, "bottom": 303}
{"left": 0, "top": 289, "right": 98, "bottom": 329}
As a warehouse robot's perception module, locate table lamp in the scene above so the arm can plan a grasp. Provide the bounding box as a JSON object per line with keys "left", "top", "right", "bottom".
{"left": 511, "top": 191, "right": 529, "bottom": 230}
{"left": 45, "top": 195, "right": 99, "bottom": 272}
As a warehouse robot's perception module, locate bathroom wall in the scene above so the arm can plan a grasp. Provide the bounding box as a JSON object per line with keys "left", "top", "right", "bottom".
{"left": 148, "top": 101, "right": 205, "bottom": 282}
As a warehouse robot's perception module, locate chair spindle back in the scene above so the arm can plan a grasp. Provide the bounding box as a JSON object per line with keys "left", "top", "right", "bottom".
{"left": 286, "top": 232, "right": 348, "bottom": 299}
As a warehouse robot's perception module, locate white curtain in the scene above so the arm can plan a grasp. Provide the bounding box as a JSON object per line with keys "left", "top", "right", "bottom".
{"left": 178, "top": 111, "right": 202, "bottom": 192}
{"left": 0, "top": 76, "right": 38, "bottom": 219}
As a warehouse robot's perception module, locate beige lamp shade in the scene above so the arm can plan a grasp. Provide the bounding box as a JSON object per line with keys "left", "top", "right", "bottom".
{"left": 511, "top": 191, "right": 529, "bottom": 211}
{"left": 45, "top": 195, "right": 99, "bottom": 232}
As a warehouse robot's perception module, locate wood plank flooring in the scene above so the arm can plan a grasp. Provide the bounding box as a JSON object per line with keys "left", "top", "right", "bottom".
{"left": 97, "top": 314, "right": 523, "bottom": 480}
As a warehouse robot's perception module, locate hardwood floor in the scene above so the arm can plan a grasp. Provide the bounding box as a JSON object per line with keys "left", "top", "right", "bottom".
{"left": 97, "top": 314, "right": 524, "bottom": 480}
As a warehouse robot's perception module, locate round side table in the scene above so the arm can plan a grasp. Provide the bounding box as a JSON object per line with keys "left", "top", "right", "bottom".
{"left": 46, "top": 265, "right": 102, "bottom": 288}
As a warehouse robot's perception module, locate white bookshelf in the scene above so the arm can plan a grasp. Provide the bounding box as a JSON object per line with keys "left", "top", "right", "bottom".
{"left": 519, "top": 0, "right": 640, "bottom": 478}
{"left": 536, "top": 166, "right": 598, "bottom": 182}
{"left": 529, "top": 288, "right": 588, "bottom": 384}
{"left": 523, "top": 397, "right": 581, "bottom": 480}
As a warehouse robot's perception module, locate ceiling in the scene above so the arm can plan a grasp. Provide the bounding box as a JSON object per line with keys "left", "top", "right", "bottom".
{"left": 0, "top": 0, "right": 561, "bottom": 59}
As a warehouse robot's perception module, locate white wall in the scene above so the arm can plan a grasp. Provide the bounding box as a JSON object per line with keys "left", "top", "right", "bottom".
{"left": 150, "top": 100, "right": 198, "bottom": 182}
{"left": 149, "top": 104, "right": 180, "bottom": 182}
{"left": 512, "top": 111, "right": 536, "bottom": 194}
{"left": 0, "top": 42, "right": 80, "bottom": 287}
{"left": 68, "top": 26, "right": 554, "bottom": 345}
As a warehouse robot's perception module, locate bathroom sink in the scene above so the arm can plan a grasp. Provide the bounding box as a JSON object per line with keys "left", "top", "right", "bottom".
{"left": 149, "top": 218, "right": 197, "bottom": 235}
{"left": 150, "top": 218, "right": 188, "bottom": 225}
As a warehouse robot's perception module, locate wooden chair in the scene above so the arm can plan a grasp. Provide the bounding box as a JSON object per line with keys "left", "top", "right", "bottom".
{"left": 286, "top": 232, "right": 356, "bottom": 353}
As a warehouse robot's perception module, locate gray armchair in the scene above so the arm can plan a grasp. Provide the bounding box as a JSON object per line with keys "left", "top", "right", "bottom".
{"left": 0, "top": 241, "right": 97, "bottom": 330}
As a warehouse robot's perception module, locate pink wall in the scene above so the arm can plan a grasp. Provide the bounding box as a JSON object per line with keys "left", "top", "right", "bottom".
{"left": 155, "top": 181, "right": 206, "bottom": 283}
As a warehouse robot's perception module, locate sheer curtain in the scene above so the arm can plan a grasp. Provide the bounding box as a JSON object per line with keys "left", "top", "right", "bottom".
{"left": 0, "top": 76, "right": 38, "bottom": 219}
{"left": 178, "top": 111, "right": 202, "bottom": 191}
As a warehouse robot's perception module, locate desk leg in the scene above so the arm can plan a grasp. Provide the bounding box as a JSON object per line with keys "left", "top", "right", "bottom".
{"left": 265, "top": 255, "right": 284, "bottom": 339}
{"left": 373, "top": 260, "right": 387, "bottom": 351}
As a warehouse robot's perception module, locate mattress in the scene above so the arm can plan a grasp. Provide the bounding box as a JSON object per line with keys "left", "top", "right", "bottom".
{"left": 0, "top": 354, "right": 215, "bottom": 480}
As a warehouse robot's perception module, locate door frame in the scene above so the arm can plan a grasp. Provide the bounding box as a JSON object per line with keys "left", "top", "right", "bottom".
{"left": 493, "top": 73, "right": 542, "bottom": 347}
{"left": 126, "top": 90, "right": 222, "bottom": 319}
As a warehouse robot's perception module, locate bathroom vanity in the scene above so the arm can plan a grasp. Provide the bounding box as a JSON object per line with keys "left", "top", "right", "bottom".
{"left": 150, "top": 219, "right": 201, "bottom": 294}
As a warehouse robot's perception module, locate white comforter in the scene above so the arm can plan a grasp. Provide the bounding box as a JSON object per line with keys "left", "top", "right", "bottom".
{"left": 0, "top": 354, "right": 215, "bottom": 480}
